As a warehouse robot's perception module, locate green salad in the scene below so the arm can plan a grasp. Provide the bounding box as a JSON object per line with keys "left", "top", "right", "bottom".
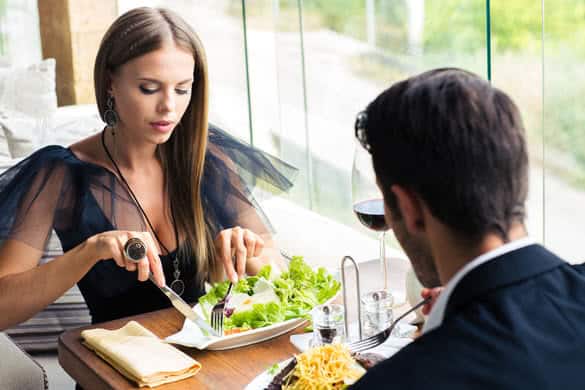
{"left": 198, "top": 256, "right": 340, "bottom": 332}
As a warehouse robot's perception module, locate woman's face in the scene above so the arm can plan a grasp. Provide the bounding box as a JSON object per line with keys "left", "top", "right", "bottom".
{"left": 109, "top": 43, "right": 195, "bottom": 145}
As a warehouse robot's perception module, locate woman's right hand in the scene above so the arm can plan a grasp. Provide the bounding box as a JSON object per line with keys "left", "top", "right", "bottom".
{"left": 86, "top": 231, "right": 165, "bottom": 287}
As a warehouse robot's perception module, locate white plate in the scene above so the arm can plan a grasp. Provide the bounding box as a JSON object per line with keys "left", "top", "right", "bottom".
{"left": 165, "top": 288, "right": 340, "bottom": 350}
{"left": 165, "top": 303, "right": 309, "bottom": 350}
{"left": 244, "top": 358, "right": 292, "bottom": 390}
{"left": 244, "top": 330, "right": 414, "bottom": 390}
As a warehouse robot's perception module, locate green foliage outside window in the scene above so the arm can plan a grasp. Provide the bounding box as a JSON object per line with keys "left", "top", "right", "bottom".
{"left": 281, "top": 0, "right": 585, "bottom": 55}
{"left": 227, "top": 0, "right": 585, "bottom": 187}
{"left": 277, "top": 0, "right": 585, "bottom": 187}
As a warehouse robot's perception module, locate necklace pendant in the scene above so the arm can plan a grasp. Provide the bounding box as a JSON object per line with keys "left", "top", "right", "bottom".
{"left": 170, "top": 279, "right": 185, "bottom": 296}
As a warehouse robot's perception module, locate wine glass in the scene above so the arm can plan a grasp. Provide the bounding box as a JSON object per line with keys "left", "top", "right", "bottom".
{"left": 351, "top": 139, "right": 390, "bottom": 291}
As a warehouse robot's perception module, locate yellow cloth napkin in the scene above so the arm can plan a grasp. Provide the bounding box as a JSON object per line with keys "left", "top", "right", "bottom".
{"left": 81, "top": 321, "right": 201, "bottom": 388}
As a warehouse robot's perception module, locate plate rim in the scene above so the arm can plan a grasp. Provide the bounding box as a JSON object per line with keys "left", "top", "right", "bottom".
{"left": 207, "top": 319, "right": 308, "bottom": 350}
{"left": 244, "top": 357, "right": 294, "bottom": 390}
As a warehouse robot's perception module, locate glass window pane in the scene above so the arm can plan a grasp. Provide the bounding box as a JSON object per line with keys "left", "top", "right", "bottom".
{"left": 236, "top": 0, "right": 313, "bottom": 207}
{"left": 490, "top": 1, "right": 545, "bottom": 247}
{"left": 289, "top": 0, "right": 489, "bottom": 244}
{"left": 543, "top": 0, "right": 585, "bottom": 262}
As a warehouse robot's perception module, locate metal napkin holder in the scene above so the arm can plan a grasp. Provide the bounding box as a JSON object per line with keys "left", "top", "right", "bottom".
{"left": 340, "top": 255, "right": 363, "bottom": 341}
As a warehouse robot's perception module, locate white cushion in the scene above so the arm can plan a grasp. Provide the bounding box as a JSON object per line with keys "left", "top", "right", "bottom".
{"left": 0, "top": 113, "right": 45, "bottom": 158}
{"left": 0, "top": 58, "right": 57, "bottom": 118}
{"left": 50, "top": 103, "right": 101, "bottom": 126}
{"left": 42, "top": 104, "right": 103, "bottom": 147}
{"left": 0, "top": 157, "right": 19, "bottom": 172}
{"left": 0, "top": 58, "right": 58, "bottom": 158}
{"left": 0, "top": 130, "right": 11, "bottom": 161}
{"left": 0, "top": 104, "right": 102, "bottom": 158}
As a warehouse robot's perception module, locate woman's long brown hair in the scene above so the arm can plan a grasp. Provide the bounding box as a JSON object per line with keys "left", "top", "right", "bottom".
{"left": 94, "top": 7, "right": 219, "bottom": 285}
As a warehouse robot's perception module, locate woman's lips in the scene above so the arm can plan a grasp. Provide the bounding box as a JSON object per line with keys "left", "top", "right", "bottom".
{"left": 150, "top": 121, "right": 174, "bottom": 133}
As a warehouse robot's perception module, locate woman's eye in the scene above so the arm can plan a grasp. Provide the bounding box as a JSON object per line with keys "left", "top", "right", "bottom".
{"left": 139, "top": 85, "right": 157, "bottom": 94}
{"left": 176, "top": 88, "right": 191, "bottom": 95}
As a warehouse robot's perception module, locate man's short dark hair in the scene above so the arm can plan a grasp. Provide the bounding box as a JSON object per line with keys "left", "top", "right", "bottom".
{"left": 364, "top": 68, "right": 528, "bottom": 241}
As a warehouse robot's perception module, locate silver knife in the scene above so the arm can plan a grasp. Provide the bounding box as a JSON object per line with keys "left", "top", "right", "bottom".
{"left": 149, "top": 275, "right": 220, "bottom": 337}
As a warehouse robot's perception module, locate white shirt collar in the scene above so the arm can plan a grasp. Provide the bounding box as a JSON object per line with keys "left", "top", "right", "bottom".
{"left": 422, "top": 236, "right": 536, "bottom": 334}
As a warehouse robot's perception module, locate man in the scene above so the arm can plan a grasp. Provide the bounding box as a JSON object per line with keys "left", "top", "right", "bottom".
{"left": 351, "top": 68, "right": 585, "bottom": 389}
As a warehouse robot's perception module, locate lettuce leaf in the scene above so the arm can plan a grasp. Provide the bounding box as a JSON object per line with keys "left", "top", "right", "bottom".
{"left": 275, "top": 256, "right": 341, "bottom": 320}
{"left": 198, "top": 256, "right": 340, "bottom": 330}
{"left": 226, "top": 301, "right": 285, "bottom": 329}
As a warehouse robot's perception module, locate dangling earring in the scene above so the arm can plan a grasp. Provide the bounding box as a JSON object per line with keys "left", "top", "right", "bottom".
{"left": 104, "top": 95, "right": 119, "bottom": 129}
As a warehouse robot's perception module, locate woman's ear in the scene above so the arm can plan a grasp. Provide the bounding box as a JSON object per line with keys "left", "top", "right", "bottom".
{"left": 106, "top": 71, "right": 115, "bottom": 95}
{"left": 390, "top": 185, "right": 426, "bottom": 235}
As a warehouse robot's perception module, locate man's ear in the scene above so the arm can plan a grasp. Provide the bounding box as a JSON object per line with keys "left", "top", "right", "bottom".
{"left": 390, "top": 185, "right": 426, "bottom": 234}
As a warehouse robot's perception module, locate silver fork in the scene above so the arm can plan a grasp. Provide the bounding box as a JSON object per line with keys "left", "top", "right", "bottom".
{"left": 347, "top": 296, "right": 431, "bottom": 353}
{"left": 210, "top": 281, "right": 233, "bottom": 336}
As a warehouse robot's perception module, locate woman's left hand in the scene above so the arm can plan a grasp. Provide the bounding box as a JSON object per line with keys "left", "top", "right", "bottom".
{"left": 215, "top": 226, "right": 265, "bottom": 283}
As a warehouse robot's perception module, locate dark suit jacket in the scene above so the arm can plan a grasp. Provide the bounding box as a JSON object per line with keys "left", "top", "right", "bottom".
{"left": 351, "top": 245, "right": 585, "bottom": 389}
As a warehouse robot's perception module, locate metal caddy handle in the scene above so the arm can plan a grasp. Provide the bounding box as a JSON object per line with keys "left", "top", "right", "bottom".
{"left": 340, "top": 255, "right": 363, "bottom": 341}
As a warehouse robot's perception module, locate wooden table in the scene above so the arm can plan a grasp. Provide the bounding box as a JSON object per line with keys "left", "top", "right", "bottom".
{"left": 59, "top": 306, "right": 306, "bottom": 389}
{"left": 59, "top": 256, "right": 411, "bottom": 389}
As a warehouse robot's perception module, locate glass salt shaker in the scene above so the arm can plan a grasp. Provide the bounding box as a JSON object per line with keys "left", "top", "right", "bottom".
{"left": 361, "top": 290, "right": 394, "bottom": 338}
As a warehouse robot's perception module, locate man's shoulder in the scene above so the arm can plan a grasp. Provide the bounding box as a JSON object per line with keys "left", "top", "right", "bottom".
{"left": 571, "top": 261, "right": 585, "bottom": 273}
{"left": 352, "top": 262, "right": 585, "bottom": 389}
{"left": 352, "top": 320, "right": 532, "bottom": 389}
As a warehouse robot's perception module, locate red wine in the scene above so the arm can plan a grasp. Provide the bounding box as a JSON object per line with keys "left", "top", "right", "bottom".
{"left": 353, "top": 199, "right": 389, "bottom": 231}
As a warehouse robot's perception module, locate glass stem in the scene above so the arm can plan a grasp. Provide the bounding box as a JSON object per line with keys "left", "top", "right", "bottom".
{"left": 380, "top": 230, "right": 388, "bottom": 291}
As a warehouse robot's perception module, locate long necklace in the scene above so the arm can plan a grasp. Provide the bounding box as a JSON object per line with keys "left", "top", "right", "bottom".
{"left": 101, "top": 129, "right": 185, "bottom": 296}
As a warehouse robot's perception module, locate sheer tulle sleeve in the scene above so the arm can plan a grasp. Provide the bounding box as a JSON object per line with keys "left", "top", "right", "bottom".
{"left": 0, "top": 147, "right": 74, "bottom": 251}
{"left": 0, "top": 128, "right": 296, "bottom": 260}
{"left": 0, "top": 135, "right": 295, "bottom": 321}
{"left": 202, "top": 125, "right": 298, "bottom": 237}
{"left": 0, "top": 146, "right": 146, "bottom": 257}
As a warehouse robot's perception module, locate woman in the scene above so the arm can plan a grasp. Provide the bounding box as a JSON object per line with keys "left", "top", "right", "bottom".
{"left": 0, "top": 7, "right": 295, "bottom": 328}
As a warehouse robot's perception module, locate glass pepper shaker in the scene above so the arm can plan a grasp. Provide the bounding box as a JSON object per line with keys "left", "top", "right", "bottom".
{"left": 311, "top": 303, "right": 345, "bottom": 347}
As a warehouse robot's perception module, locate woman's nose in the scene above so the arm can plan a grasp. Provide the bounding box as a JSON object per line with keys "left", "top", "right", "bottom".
{"left": 157, "top": 91, "right": 175, "bottom": 113}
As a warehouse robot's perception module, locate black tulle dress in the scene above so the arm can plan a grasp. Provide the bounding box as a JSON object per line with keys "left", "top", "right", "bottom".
{"left": 0, "top": 125, "right": 296, "bottom": 323}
